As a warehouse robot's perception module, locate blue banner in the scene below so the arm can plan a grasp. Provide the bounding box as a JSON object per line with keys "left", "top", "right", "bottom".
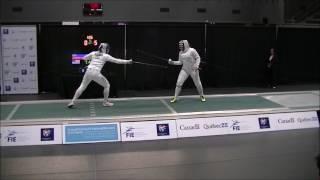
{"left": 64, "top": 123, "right": 119, "bottom": 144}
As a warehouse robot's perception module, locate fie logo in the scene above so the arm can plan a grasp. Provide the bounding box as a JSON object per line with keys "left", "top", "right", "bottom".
{"left": 6, "top": 130, "right": 17, "bottom": 142}
{"left": 124, "top": 127, "right": 135, "bottom": 138}
{"left": 231, "top": 120, "right": 240, "bottom": 131}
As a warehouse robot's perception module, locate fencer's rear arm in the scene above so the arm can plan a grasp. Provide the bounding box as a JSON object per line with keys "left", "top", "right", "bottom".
{"left": 192, "top": 49, "right": 201, "bottom": 68}
{"left": 82, "top": 52, "right": 94, "bottom": 61}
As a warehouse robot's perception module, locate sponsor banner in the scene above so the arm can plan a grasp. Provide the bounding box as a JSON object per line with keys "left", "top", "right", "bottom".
{"left": 0, "top": 26, "right": 2, "bottom": 94}
{"left": 177, "top": 111, "right": 319, "bottom": 138}
{"left": 121, "top": 120, "right": 177, "bottom": 141}
{"left": 1, "top": 25, "right": 38, "bottom": 94}
{"left": 177, "top": 116, "right": 260, "bottom": 138}
{"left": 63, "top": 123, "right": 120, "bottom": 144}
{"left": 0, "top": 125, "right": 62, "bottom": 146}
{"left": 262, "top": 111, "right": 319, "bottom": 131}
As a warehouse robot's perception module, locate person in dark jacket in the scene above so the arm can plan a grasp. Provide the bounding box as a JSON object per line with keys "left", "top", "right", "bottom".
{"left": 266, "top": 48, "right": 277, "bottom": 88}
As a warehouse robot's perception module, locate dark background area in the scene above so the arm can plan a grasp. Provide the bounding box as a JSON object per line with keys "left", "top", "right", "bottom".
{"left": 37, "top": 23, "right": 320, "bottom": 98}
{"left": 206, "top": 25, "right": 276, "bottom": 87}
{"left": 277, "top": 27, "right": 320, "bottom": 84}
{"left": 125, "top": 23, "right": 205, "bottom": 91}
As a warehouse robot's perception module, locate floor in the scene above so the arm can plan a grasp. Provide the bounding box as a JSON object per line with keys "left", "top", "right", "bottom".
{"left": 1, "top": 128, "right": 319, "bottom": 180}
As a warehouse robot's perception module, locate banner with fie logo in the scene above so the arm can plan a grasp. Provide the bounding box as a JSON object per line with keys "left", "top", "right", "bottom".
{"left": 1, "top": 25, "right": 38, "bottom": 94}
{"left": 121, "top": 120, "right": 177, "bottom": 141}
{"left": 0, "top": 125, "right": 62, "bottom": 146}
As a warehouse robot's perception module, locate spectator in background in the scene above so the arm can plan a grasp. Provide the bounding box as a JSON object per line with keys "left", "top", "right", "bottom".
{"left": 266, "top": 48, "right": 277, "bottom": 88}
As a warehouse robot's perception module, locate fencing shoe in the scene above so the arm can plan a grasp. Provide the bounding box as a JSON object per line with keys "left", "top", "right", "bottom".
{"left": 67, "top": 102, "right": 74, "bottom": 108}
{"left": 103, "top": 101, "right": 114, "bottom": 107}
{"left": 170, "top": 97, "right": 177, "bottom": 103}
{"left": 200, "top": 96, "right": 206, "bottom": 102}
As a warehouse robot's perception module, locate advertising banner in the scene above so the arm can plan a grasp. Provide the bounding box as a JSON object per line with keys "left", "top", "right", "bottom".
{"left": 177, "top": 111, "right": 319, "bottom": 138}
{"left": 121, "top": 120, "right": 177, "bottom": 141}
{"left": 177, "top": 116, "right": 260, "bottom": 138}
{"left": 0, "top": 27, "right": 2, "bottom": 94}
{"left": 63, "top": 123, "right": 120, "bottom": 144}
{"left": 260, "top": 111, "right": 319, "bottom": 131}
{"left": 1, "top": 25, "right": 38, "bottom": 94}
{"left": 0, "top": 125, "right": 62, "bottom": 146}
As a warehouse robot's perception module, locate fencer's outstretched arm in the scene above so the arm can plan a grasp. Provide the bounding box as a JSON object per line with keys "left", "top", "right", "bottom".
{"left": 104, "top": 54, "right": 133, "bottom": 64}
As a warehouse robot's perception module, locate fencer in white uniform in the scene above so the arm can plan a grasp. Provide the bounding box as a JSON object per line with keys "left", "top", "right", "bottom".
{"left": 68, "top": 43, "right": 132, "bottom": 108}
{"left": 168, "top": 40, "right": 205, "bottom": 103}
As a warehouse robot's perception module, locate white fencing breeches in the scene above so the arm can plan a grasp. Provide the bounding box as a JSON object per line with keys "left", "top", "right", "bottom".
{"left": 71, "top": 69, "right": 110, "bottom": 103}
{"left": 174, "top": 69, "right": 204, "bottom": 98}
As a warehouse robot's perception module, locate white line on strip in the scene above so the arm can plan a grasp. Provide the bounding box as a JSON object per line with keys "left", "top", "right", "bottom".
{"left": 5, "top": 104, "right": 21, "bottom": 120}
{"left": 160, "top": 99, "right": 177, "bottom": 114}
{"left": 89, "top": 102, "right": 96, "bottom": 117}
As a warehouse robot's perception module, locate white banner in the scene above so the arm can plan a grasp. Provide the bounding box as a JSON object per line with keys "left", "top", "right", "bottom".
{"left": 263, "top": 111, "right": 319, "bottom": 131}
{"left": 1, "top": 25, "right": 38, "bottom": 94}
{"left": 121, "top": 120, "right": 177, "bottom": 141}
{"left": 177, "top": 116, "right": 260, "bottom": 138}
{"left": 0, "top": 26, "right": 3, "bottom": 94}
{"left": 177, "top": 111, "right": 319, "bottom": 138}
{"left": 0, "top": 125, "right": 62, "bottom": 146}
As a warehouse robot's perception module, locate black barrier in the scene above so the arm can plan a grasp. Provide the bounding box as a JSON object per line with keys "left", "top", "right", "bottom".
{"left": 206, "top": 25, "right": 276, "bottom": 87}
{"left": 277, "top": 27, "right": 320, "bottom": 84}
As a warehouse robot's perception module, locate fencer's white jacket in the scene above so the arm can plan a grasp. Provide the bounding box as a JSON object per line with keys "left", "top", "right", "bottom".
{"left": 84, "top": 51, "right": 131, "bottom": 72}
{"left": 170, "top": 40, "right": 201, "bottom": 73}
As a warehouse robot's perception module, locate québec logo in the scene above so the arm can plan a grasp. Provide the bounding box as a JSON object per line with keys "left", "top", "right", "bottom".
{"left": 258, "top": 117, "right": 271, "bottom": 129}
{"left": 157, "top": 124, "right": 170, "bottom": 136}
{"left": 41, "top": 128, "right": 54, "bottom": 141}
